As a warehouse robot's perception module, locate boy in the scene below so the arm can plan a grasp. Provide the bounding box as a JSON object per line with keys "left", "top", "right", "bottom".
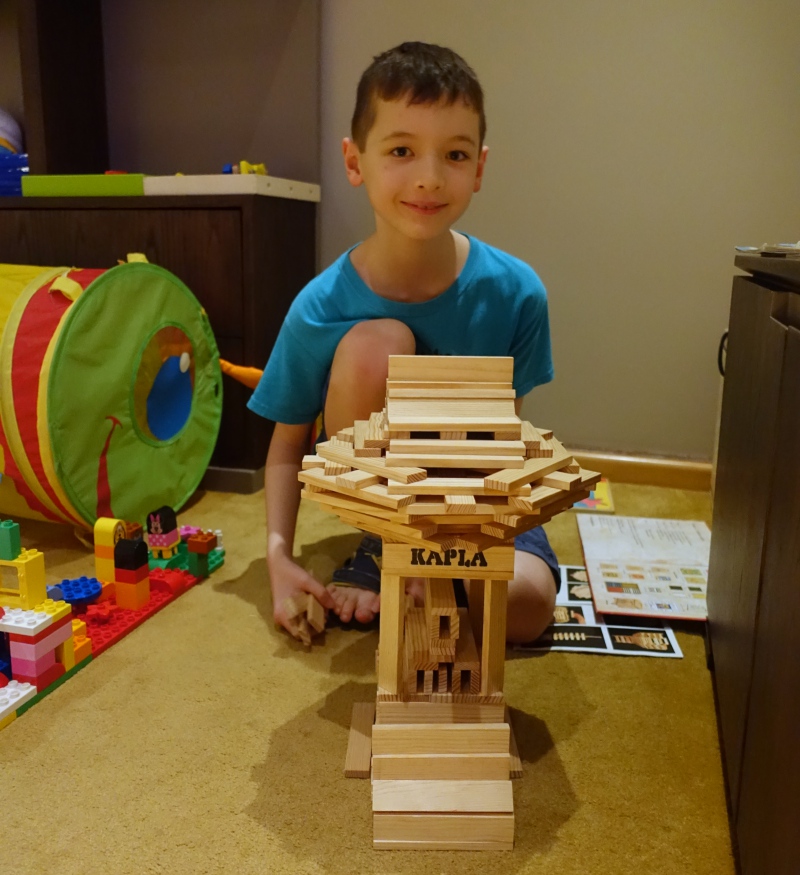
{"left": 248, "top": 42, "right": 559, "bottom": 644}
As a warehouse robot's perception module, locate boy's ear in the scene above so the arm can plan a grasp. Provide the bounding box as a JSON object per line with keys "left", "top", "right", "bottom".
{"left": 473, "top": 145, "right": 489, "bottom": 193}
{"left": 342, "top": 137, "right": 364, "bottom": 187}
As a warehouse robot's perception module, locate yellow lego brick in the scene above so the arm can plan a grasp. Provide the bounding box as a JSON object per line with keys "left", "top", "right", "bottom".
{"left": 94, "top": 557, "right": 116, "bottom": 583}
{"left": 72, "top": 618, "right": 87, "bottom": 638}
{"left": 0, "top": 548, "right": 47, "bottom": 610}
{"left": 0, "top": 712, "right": 16, "bottom": 731}
{"left": 94, "top": 544, "right": 115, "bottom": 560}
{"left": 93, "top": 518, "right": 126, "bottom": 549}
{"left": 33, "top": 598, "right": 72, "bottom": 622}
{"left": 56, "top": 635, "right": 76, "bottom": 670}
{"left": 96, "top": 580, "right": 115, "bottom": 603}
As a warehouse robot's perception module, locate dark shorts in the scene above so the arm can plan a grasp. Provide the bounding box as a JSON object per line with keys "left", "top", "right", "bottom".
{"left": 514, "top": 526, "right": 561, "bottom": 589}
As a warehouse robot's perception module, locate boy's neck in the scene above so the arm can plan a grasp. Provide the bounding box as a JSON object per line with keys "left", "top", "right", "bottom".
{"left": 350, "top": 229, "right": 469, "bottom": 302}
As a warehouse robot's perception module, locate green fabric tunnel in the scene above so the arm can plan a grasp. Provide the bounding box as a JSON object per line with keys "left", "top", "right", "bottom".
{"left": 0, "top": 261, "right": 223, "bottom": 529}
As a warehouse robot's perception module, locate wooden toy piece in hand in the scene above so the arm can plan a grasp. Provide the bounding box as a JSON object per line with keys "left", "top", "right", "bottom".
{"left": 282, "top": 592, "right": 326, "bottom": 645}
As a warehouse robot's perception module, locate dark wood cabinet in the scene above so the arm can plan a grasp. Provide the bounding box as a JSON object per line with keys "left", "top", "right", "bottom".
{"left": 0, "top": 193, "right": 317, "bottom": 491}
{"left": 708, "top": 255, "right": 800, "bottom": 874}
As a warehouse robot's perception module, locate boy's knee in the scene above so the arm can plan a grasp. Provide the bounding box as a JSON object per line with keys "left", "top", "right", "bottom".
{"left": 331, "top": 319, "right": 415, "bottom": 386}
{"left": 506, "top": 552, "right": 557, "bottom": 644}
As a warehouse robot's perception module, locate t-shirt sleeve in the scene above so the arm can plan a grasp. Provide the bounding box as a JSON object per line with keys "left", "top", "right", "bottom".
{"left": 509, "top": 269, "right": 554, "bottom": 397}
{"left": 247, "top": 315, "right": 327, "bottom": 424}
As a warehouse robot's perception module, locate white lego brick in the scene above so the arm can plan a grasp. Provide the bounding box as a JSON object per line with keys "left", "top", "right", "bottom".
{"left": 0, "top": 680, "right": 37, "bottom": 721}
{"left": 0, "top": 607, "right": 54, "bottom": 636}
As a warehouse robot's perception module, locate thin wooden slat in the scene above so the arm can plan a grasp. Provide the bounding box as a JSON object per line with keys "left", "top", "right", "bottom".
{"left": 316, "top": 439, "right": 426, "bottom": 484}
{"left": 482, "top": 442, "right": 573, "bottom": 492}
{"left": 371, "top": 723, "right": 511, "bottom": 755}
{"left": 385, "top": 453, "right": 524, "bottom": 469}
{"left": 386, "top": 387, "right": 516, "bottom": 399}
{"left": 377, "top": 575, "right": 404, "bottom": 695}
{"left": 506, "top": 707, "right": 523, "bottom": 779}
{"left": 299, "top": 468, "right": 414, "bottom": 509}
{"left": 365, "top": 410, "right": 389, "bottom": 447}
{"left": 389, "top": 438, "right": 525, "bottom": 455}
{"left": 301, "top": 454, "right": 325, "bottom": 469}
{"left": 372, "top": 779, "right": 513, "bottom": 813}
{"left": 372, "top": 753, "right": 511, "bottom": 780}
{"left": 481, "top": 580, "right": 508, "bottom": 696}
{"left": 454, "top": 607, "right": 481, "bottom": 694}
{"left": 335, "top": 469, "right": 380, "bottom": 489}
{"left": 387, "top": 355, "right": 513, "bottom": 384}
{"left": 344, "top": 702, "right": 375, "bottom": 778}
{"left": 425, "top": 578, "right": 459, "bottom": 642}
{"left": 386, "top": 478, "right": 532, "bottom": 496}
{"left": 387, "top": 380, "right": 511, "bottom": 391}
{"left": 541, "top": 470, "right": 583, "bottom": 491}
{"left": 375, "top": 700, "right": 505, "bottom": 724}
{"left": 404, "top": 608, "right": 439, "bottom": 671}
{"left": 373, "top": 813, "right": 514, "bottom": 850}
{"left": 301, "top": 487, "right": 397, "bottom": 521}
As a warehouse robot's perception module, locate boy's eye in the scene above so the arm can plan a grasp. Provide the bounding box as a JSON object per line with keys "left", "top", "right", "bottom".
{"left": 390, "top": 146, "right": 411, "bottom": 158}
{"left": 448, "top": 150, "right": 470, "bottom": 161}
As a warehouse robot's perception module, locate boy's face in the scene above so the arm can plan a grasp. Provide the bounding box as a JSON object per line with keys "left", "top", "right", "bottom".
{"left": 343, "top": 96, "right": 488, "bottom": 244}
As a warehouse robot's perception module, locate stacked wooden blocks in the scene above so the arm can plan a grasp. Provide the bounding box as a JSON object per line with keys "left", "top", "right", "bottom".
{"left": 301, "top": 356, "right": 599, "bottom": 850}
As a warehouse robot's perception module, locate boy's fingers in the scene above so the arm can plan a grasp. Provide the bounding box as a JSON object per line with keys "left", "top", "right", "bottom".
{"left": 305, "top": 577, "right": 336, "bottom": 611}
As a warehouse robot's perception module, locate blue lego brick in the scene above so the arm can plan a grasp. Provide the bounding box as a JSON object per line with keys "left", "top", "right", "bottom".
{"left": 46, "top": 584, "right": 65, "bottom": 601}
{"left": 53, "top": 576, "right": 102, "bottom": 607}
{"left": 0, "top": 519, "right": 21, "bottom": 561}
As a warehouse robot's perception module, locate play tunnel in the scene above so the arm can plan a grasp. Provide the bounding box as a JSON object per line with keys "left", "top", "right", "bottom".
{"left": 0, "top": 260, "right": 223, "bottom": 529}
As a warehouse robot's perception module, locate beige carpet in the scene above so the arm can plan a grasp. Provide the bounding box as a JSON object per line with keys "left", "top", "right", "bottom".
{"left": 1, "top": 483, "right": 735, "bottom": 874}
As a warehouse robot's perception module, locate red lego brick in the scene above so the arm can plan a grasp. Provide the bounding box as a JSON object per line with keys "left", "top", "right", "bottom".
{"left": 114, "top": 565, "right": 149, "bottom": 584}
{"left": 149, "top": 567, "right": 198, "bottom": 595}
{"left": 15, "top": 661, "right": 65, "bottom": 692}
{"left": 7, "top": 613, "right": 72, "bottom": 645}
{"left": 187, "top": 532, "right": 218, "bottom": 554}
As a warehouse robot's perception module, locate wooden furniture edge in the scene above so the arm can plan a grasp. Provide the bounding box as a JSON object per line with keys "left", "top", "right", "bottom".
{"left": 571, "top": 450, "right": 711, "bottom": 491}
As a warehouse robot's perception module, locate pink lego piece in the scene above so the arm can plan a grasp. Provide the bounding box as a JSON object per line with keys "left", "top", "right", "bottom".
{"left": 147, "top": 529, "right": 179, "bottom": 548}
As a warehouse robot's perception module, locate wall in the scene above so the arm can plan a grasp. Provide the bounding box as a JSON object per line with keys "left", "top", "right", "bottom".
{"left": 102, "top": 0, "right": 320, "bottom": 181}
{"left": 320, "top": 0, "right": 800, "bottom": 460}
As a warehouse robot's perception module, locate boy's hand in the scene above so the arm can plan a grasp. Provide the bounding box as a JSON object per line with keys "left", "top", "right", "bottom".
{"left": 270, "top": 555, "right": 336, "bottom": 636}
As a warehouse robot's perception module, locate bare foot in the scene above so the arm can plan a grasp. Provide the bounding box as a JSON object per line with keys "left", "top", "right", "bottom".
{"left": 405, "top": 577, "right": 426, "bottom": 607}
{"left": 327, "top": 583, "right": 380, "bottom": 624}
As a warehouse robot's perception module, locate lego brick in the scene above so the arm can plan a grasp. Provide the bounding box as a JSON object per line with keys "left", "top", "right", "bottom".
{"left": 0, "top": 519, "right": 21, "bottom": 560}
{"left": 114, "top": 538, "right": 149, "bottom": 570}
{"left": 0, "top": 548, "right": 47, "bottom": 609}
{"left": 0, "top": 712, "right": 16, "bottom": 730}
{"left": 15, "top": 661, "right": 65, "bottom": 692}
{"left": 8, "top": 613, "right": 71, "bottom": 646}
{"left": 54, "top": 577, "right": 102, "bottom": 607}
{"left": 114, "top": 577, "right": 150, "bottom": 611}
{"left": 94, "top": 544, "right": 115, "bottom": 560}
{"left": 0, "top": 606, "right": 55, "bottom": 637}
{"left": 56, "top": 634, "right": 76, "bottom": 671}
{"left": 94, "top": 557, "right": 116, "bottom": 583}
{"left": 146, "top": 506, "right": 177, "bottom": 535}
{"left": 374, "top": 700, "right": 504, "bottom": 724}
{"left": 187, "top": 550, "right": 210, "bottom": 579}
{"left": 124, "top": 521, "right": 144, "bottom": 541}
{"left": 371, "top": 723, "right": 510, "bottom": 756}
{"left": 186, "top": 532, "right": 217, "bottom": 554}
{"left": 0, "top": 680, "right": 37, "bottom": 721}
{"left": 372, "top": 779, "right": 513, "bottom": 813}
{"left": 93, "top": 517, "right": 126, "bottom": 546}
{"left": 148, "top": 530, "right": 180, "bottom": 550}
{"left": 344, "top": 701, "right": 375, "bottom": 778}
{"left": 9, "top": 617, "right": 72, "bottom": 660}
{"left": 372, "top": 813, "right": 514, "bottom": 850}
{"left": 371, "top": 753, "right": 511, "bottom": 781}
{"left": 11, "top": 648, "right": 56, "bottom": 678}
{"left": 114, "top": 566, "right": 149, "bottom": 585}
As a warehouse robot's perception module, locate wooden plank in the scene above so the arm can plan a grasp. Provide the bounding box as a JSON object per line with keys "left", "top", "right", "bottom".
{"left": 372, "top": 753, "right": 510, "bottom": 780}
{"left": 444, "top": 494, "right": 479, "bottom": 515}
{"left": 344, "top": 702, "right": 375, "bottom": 778}
{"left": 301, "top": 454, "right": 325, "bottom": 469}
{"left": 506, "top": 707, "right": 523, "bottom": 779}
{"left": 382, "top": 543, "right": 516, "bottom": 580}
{"left": 387, "top": 387, "right": 516, "bottom": 399}
{"left": 353, "top": 419, "right": 382, "bottom": 456}
{"left": 373, "top": 812, "right": 514, "bottom": 849}
{"left": 483, "top": 442, "right": 573, "bottom": 492}
{"left": 385, "top": 453, "right": 524, "bottom": 469}
{"left": 324, "top": 460, "right": 350, "bottom": 476}
{"left": 508, "top": 484, "right": 563, "bottom": 512}
{"left": 301, "top": 487, "right": 397, "bottom": 521}
{"left": 387, "top": 380, "right": 511, "bottom": 392}
{"left": 335, "top": 469, "right": 380, "bottom": 489}
{"left": 375, "top": 700, "right": 505, "bottom": 724}
{"left": 365, "top": 410, "right": 389, "bottom": 447}
{"left": 389, "top": 439, "right": 525, "bottom": 455}
{"left": 386, "top": 411, "right": 520, "bottom": 432}
{"left": 299, "top": 468, "right": 414, "bottom": 509}
{"left": 404, "top": 608, "right": 439, "bottom": 671}
{"left": 306, "top": 593, "right": 325, "bottom": 634}
{"left": 481, "top": 580, "right": 508, "bottom": 696}
{"left": 377, "top": 575, "right": 404, "bottom": 695}
{"left": 425, "top": 578, "right": 459, "bottom": 642}
{"left": 371, "top": 723, "right": 510, "bottom": 755}
{"left": 386, "top": 478, "right": 532, "bottom": 496}
{"left": 387, "top": 355, "right": 513, "bottom": 384}
{"left": 316, "top": 439, "right": 426, "bottom": 483}
{"left": 454, "top": 608, "right": 481, "bottom": 694}
{"left": 372, "top": 779, "right": 513, "bottom": 813}
{"left": 541, "top": 470, "right": 583, "bottom": 491}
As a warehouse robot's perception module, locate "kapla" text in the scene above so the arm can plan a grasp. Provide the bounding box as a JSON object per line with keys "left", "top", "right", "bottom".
{"left": 409, "top": 548, "right": 488, "bottom": 567}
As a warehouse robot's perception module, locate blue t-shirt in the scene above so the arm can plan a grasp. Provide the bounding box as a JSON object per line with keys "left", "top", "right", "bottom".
{"left": 247, "top": 234, "right": 553, "bottom": 424}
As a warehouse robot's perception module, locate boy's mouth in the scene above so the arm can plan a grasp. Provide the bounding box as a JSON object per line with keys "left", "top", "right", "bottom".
{"left": 402, "top": 201, "right": 447, "bottom": 215}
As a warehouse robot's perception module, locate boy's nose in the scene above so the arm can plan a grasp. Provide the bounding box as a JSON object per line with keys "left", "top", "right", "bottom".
{"left": 415, "top": 156, "right": 444, "bottom": 190}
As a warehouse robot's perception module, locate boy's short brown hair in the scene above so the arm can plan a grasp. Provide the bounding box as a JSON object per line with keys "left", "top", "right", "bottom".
{"left": 351, "top": 42, "right": 486, "bottom": 150}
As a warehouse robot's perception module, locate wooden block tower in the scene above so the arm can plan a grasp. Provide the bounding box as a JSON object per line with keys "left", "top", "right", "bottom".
{"left": 299, "top": 356, "right": 599, "bottom": 850}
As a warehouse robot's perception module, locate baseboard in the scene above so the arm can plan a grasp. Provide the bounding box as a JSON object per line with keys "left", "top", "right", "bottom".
{"left": 200, "top": 465, "right": 265, "bottom": 494}
{"left": 571, "top": 451, "right": 712, "bottom": 492}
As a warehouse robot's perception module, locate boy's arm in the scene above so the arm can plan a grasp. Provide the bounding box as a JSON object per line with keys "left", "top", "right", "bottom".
{"left": 265, "top": 421, "right": 336, "bottom": 633}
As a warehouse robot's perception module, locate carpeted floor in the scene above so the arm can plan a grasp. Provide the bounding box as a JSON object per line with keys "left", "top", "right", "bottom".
{"left": 1, "top": 482, "right": 735, "bottom": 875}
